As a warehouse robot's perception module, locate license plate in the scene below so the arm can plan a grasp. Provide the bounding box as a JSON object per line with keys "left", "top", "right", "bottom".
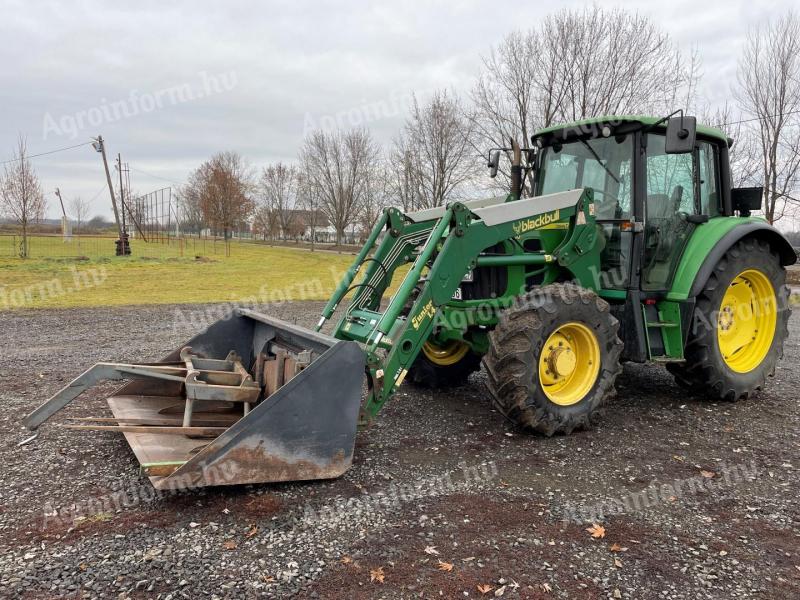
{"left": 452, "top": 287, "right": 463, "bottom": 300}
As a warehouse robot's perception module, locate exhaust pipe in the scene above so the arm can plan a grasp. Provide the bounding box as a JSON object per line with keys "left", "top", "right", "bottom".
{"left": 510, "top": 138, "right": 522, "bottom": 200}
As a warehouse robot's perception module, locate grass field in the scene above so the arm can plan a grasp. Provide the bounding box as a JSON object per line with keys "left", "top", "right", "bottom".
{"left": 0, "top": 238, "right": 360, "bottom": 309}
{"left": 0, "top": 233, "right": 243, "bottom": 260}
{"left": 2, "top": 235, "right": 797, "bottom": 310}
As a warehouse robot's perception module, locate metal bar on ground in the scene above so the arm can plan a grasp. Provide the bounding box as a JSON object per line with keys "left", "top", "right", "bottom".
{"left": 60, "top": 424, "right": 227, "bottom": 436}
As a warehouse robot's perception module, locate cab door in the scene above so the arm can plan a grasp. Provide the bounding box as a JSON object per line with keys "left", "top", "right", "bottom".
{"left": 641, "top": 134, "right": 720, "bottom": 290}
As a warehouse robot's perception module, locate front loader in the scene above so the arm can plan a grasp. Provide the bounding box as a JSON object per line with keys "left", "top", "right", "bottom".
{"left": 24, "top": 113, "right": 796, "bottom": 489}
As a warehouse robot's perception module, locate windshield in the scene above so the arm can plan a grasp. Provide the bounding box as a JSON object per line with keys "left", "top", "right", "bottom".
{"left": 536, "top": 134, "right": 633, "bottom": 219}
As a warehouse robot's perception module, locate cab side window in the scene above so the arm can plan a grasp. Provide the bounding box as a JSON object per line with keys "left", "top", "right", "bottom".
{"left": 698, "top": 141, "right": 720, "bottom": 216}
{"left": 642, "top": 134, "right": 696, "bottom": 290}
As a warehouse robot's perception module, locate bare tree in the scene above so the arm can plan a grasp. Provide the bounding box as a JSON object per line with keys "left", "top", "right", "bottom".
{"left": 179, "top": 172, "right": 208, "bottom": 236}
{"left": 0, "top": 135, "right": 46, "bottom": 258}
{"left": 393, "top": 91, "right": 477, "bottom": 209}
{"left": 259, "top": 163, "right": 298, "bottom": 240}
{"left": 703, "top": 103, "right": 760, "bottom": 188}
{"left": 299, "top": 128, "right": 378, "bottom": 244}
{"left": 69, "top": 196, "right": 90, "bottom": 233}
{"left": 358, "top": 160, "right": 391, "bottom": 237}
{"left": 736, "top": 11, "right": 800, "bottom": 224}
{"left": 252, "top": 204, "right": 280, "bottom": 241}
{"left": 470, "top": 6, "right": 695, "bottom": 195}
{"left": 387, "top": 144, "right": 424, "bottom": 212}
{"left": 189, "top": 152, "right": 255, "bottom": 241}
{"left": 469, "top": 30, "right": 546, "bottom": 194}
{"left": 296, "top": 173, "right": 324, "bottom": 250}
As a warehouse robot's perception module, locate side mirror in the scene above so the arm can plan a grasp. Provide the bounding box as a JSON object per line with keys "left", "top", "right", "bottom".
{"left": 665, "top": 115, "right": 696, "bottom": 154}
{"left": 487, "top": 150, "right": 500, "bottom": 178}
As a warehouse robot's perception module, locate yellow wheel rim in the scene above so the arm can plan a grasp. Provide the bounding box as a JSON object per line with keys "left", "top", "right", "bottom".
{"left": 538, "top": 322, "right": 601, "bottom": 406}
{"left": 717, "top": 269, "right": 776, "bottom": 373}
{"left": 422, "top": 339, "right": 470, "bottom": 366}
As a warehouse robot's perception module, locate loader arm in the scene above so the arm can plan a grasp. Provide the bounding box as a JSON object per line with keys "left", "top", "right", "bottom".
{"left": 325, "top": 188, "right": 601, "bottom": 418}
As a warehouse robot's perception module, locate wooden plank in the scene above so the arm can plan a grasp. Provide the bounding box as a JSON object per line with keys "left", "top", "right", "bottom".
{"left": 107, "top": 395, "right": 210, "bottom": 472}
{"left": 67, "top": 415, "right": 240, "bottom": 427}
{"left": 60, "top": 424, "right": 226, "bottom": 436}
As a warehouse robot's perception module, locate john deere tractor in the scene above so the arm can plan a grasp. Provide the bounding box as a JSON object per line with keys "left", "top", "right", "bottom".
{"left": 25, "top": 113, "right": 795, "bottom": 490}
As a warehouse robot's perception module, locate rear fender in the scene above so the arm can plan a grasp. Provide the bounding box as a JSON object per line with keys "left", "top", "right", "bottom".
{"left": 667, "top": 220, "right": 796, "bottom": 301}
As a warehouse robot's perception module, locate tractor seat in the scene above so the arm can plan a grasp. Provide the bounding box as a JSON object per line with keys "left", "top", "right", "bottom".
{"left": 645, "top": 191, "right": 682, "bottom": 265}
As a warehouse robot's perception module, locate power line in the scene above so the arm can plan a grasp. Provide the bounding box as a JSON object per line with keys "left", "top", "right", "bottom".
{"left": 0, "top": 140, "right": 94, "bottom": 166}
{"left": 88, "top": 184, "right": 107, "bottom": 203}
{"left": 128, "top": 166, "right": 183, "bottom": 187}
{"left": 714, "top": 108, "right": 800, "bottom": 129}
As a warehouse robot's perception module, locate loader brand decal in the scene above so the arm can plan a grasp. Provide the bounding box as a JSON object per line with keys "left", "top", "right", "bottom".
{"left": 395, "top": 368, "right": 408, "bottom": 385}
{"left": 411, "top": 299, "right": 436, "bottom": 330}
{"left": 512, "top": 209, "right": 560, "bottom": 235}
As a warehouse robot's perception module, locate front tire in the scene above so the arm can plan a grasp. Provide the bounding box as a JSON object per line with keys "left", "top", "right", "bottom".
{"left": 408, "top": 339, "right": 482, "bottom": 389}
{"left": 483, "top": 284, "right": 623, "bottom": 435}
{"left": 667, "top": 238, "right": 790, "bottom": 401}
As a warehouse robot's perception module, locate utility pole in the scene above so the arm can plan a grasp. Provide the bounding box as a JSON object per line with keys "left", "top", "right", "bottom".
{"left": 54, "top": 187, "right": 71, "bottom": 240}
{"left": 54, "top": 187, "right": 66, "bottom": 218}
{"left": 93, "top": 135, "right": 128, "bottom": 254}
{"left": 310, "top": 192, "right": 316, "bottom": 252}
{"left": 116, "top": 154, "right": 127, "bottom": 237}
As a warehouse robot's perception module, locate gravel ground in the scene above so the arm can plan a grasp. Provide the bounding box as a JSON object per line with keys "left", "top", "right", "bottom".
{"left": 0, "top": 302, "right": 798, "bottom": 599}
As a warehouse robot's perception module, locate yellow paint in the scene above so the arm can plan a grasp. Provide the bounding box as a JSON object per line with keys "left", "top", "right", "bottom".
{"left": 717, "top": 269, "right": 776, "bottom": 373}
{"left": 511, "top": 210, "right": 561, "bottom": 235}
{"left": 538, "top": 322, "right": 601, "bottom": 406}
{"left": 411, "top": 299, "right": 436, "bottom": 330}
{"left": 395, "top": 368, "right": 408, "bottom": 386}
{"left": 422, "top": 339, "right": 470, "bottom": 366}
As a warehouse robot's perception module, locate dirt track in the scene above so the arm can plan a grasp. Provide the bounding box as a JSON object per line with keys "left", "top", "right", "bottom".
{"left": 0, "top": 302, "right": 798, "bottom": 599}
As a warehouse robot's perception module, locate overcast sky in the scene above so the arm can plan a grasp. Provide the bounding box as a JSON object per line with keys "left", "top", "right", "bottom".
{"left": 0, "top": 0, "right": 795, "bottom": 219}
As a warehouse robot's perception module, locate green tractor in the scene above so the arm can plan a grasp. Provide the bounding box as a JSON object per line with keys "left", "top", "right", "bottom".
{"left": 26, "top": 113, "right": 795, "bottom": 489}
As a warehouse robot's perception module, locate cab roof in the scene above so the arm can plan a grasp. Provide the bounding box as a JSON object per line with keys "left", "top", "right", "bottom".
{"left": 532, "top": 115, "right": 730, "bottom": 146}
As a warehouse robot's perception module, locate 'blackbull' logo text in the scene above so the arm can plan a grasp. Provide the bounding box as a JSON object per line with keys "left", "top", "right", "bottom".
{"left": 512, "top": 210, "right": 560, "bottom": 235}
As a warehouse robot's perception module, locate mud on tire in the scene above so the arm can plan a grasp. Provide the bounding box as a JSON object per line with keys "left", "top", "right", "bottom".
{"left": 482, "top": 283, "right": 623, "bottom": 435}
{"left": 666, "top": 238, "right": 790, "bottom": 401}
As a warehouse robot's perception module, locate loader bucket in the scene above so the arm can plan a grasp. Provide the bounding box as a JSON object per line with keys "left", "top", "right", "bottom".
{"left": 24, "top": 308, "right": 366, "bottom": 490}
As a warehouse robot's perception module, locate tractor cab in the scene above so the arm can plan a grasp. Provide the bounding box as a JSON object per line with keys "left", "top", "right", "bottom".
{"left": 531, "top": 115, "right": 726, "bottom": 295}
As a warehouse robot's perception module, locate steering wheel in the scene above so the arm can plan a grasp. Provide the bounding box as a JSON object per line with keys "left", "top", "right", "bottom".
{"left": 589, "top": 189, "right": 620, "bottom": 204}
{"left": 589, "top": 189, "right": 622, "bottom": 218}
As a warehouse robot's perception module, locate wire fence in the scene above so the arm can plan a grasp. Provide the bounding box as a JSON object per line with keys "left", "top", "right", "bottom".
{"left": 0, "top": 233, "right": 235, "bottom": 260}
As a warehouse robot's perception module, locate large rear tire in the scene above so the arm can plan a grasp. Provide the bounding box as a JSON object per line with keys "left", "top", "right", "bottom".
{"left": 667, "top": 238, "right": 790, "bottom": 401}
{"left": 483, "top": 284, "right": 623, "bottom": 435}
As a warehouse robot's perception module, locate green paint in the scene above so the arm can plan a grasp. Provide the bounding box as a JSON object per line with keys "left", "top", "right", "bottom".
{"left": 533, "top": 115, "right": 729, "bottom": 145}
{"left": 666, "top": 216, "right": 764, "bottom": 301}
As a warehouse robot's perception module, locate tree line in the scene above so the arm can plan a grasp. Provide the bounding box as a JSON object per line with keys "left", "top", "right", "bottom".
{"left": 3, "top": 6, "right": 799, "bottom": 256}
